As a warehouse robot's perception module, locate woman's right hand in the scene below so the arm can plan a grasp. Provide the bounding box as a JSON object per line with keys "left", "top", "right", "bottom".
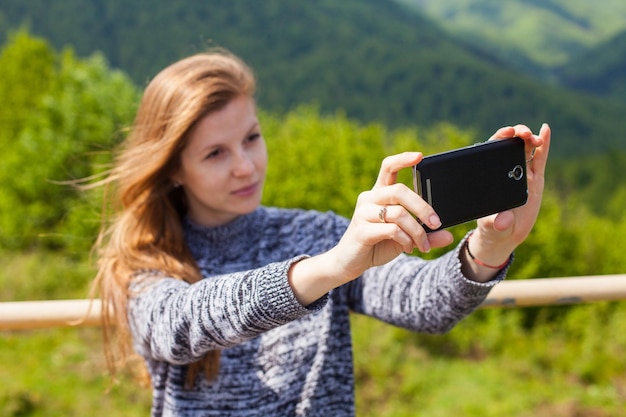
{"left": 288, "top": 152, "right": 453, "bottom": 306}
{"left": 330, "top": 152, "right": 454, "bottom": 279}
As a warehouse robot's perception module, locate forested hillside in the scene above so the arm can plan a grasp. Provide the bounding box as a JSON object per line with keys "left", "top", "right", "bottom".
{"left": 1, "top": 0, "right": 626, "bottom": 157}
{"left": 556, "top": 30, "right": 626, "bottom": 102}
{"left": 400, "top": 0, "right": 626, "bottom": 68}
{"left": 400, "top": 0, "right": 626, "bottom": 103}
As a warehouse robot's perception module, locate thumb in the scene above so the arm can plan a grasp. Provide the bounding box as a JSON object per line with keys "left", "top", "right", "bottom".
{"left": 493, "top": 210, "right": 515, "bottom": 231}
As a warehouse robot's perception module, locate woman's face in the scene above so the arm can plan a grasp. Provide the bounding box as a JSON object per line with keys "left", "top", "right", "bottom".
{"left": 173, "top": 95, "right": 267, "bottom": 227}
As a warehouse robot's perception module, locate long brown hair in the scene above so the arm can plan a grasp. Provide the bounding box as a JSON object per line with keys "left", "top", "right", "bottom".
{"left": 91, "top": 49, "right": 256, "bottom": 386}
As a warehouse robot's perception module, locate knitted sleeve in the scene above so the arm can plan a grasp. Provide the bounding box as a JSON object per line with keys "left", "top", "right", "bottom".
{"left": 346, "top": 233, "right": 509, "bottom": 333}
{"left": 304, "top": 210, "right": 506, "bottom": 333}
{"left": 127, "top": 256, "right": 326, "bottom": 365}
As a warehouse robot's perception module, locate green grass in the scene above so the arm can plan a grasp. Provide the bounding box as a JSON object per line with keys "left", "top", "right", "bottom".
{"left": 0, "top": 251, "right": 96, "bottom": 302}
{"left": 0, "top": 327, "right": 151, "bottom": 417}
{"left": 0, "top": 251, "right": 150, "bottom": 417}
{"left": 1, "top": 251, "right": 626, "bottom": 416}
{"left": 351, "top": 308, "right": 626, "bottom": 416}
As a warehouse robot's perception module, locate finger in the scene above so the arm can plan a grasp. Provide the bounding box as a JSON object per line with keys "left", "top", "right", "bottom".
{"left": 493, "top": 210, "right": 515, "bottom": 232}
{"left": 381, "top": 223, "right": 419, "bottom": 254}
{"left": 426, "top": 230, "right": 454, "bottom": 249}
{"left": 489, "top": 125, "right": 537, "bottom": 142}
{"left": 476, "top": 211, "right": 516, "bottom": 243}
{"left": 489, "top": 126, "right": 516, "bottom": 140}
{"left": 503, "top": 124, "right": 544, "bottom": 164}
{"left": 529, "top": 123, "right": 551, "bottom": 174}
{"left": 489, "top": 126, "right": 531, "bottom": 165}
{"left": 374, "top": 204, "right": 431, "bottom": 252}
{"left": 512, "top": 124, "right": 534, "bottom": 140}
{"left": 374, "top": 152, "right": 423, "bottom": 188}
{"left": 369, "top": 184, "right": 442, "bottom": 230}
{"left": 524, "top": 125, "right": 550, "bottom": 198}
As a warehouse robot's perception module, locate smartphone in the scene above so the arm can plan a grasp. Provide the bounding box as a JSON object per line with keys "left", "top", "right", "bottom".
{"left": 412, "top": 137, "right": 528, "bottom": 232}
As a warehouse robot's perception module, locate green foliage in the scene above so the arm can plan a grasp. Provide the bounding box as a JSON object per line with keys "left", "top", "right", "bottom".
{"left": 2, "top": 0, "right": 626, "bottom": 156}
{"left": 2, "top": 28, "right": 626, "bottom": 417}
{"left": 261, "top": 106, "right": 476, "bottom": 223}
{"left": 550, "top": 151, "right": 626, "bottom": 218}
{"left": 0, "top": 30, "right": 139, "bottom": 251}
{"left": 262, "top": 106, "right": 388, "bottom": 216}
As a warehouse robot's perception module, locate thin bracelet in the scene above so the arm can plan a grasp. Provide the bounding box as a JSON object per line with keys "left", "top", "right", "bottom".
{"left": 465, "top": 232, "right": 511, "bottom": 270}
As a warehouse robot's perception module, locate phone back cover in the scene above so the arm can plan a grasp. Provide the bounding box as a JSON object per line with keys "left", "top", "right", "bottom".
{"left": 414, "top": 138, "right": 528, "bottom": 230}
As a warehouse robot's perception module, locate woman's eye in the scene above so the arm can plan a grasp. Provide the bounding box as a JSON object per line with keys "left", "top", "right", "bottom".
{"left": 247, "top": 133, "right": 260, "bottom": 143}
{"left": 205, "top": 149, "right": 222, "bottom": 159}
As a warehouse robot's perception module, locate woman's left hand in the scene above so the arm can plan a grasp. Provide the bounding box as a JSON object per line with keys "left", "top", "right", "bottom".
{"left": 465, "top": 123, "right": 551, "bottom": 280}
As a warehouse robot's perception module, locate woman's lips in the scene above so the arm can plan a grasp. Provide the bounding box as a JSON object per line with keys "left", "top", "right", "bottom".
{"left": 232, "top": 182, "right": 258, "bottom": 197}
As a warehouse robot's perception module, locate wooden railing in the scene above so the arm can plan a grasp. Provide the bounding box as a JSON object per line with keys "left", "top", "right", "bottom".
{"left": 1, "top": 274, "right": 626, "bottom": 331}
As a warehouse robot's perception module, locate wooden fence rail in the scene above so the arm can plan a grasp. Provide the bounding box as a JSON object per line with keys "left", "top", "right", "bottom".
{"left": 1, "top": 274, "right": 626, "bottom": 331}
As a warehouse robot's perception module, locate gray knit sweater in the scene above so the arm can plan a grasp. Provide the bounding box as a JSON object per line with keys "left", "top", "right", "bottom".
{"left": 127, "top": 206, "right": 508, "bottom": 417}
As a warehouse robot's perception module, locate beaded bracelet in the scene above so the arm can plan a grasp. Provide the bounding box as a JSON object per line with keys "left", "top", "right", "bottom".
{"left": 465, "top": 232, "right": 511, "bottom": 270}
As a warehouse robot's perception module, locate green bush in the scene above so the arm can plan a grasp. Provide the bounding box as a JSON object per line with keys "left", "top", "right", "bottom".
{"left": 0, "top": 30, "right": 138, "bottom": 252}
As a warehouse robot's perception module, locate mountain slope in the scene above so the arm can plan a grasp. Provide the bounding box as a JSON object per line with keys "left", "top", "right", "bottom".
{"left": 397, "top": 0, "right": 626, "bottom": 69}
{"left": 1, "top": 0, "right": 626, "bottom": 157}
{"left": 557, "top": 30, "right": 626, "bottom": 101}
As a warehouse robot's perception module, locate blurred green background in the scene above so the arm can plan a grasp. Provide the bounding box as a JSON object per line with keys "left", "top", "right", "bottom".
{"left": 1, "top": 1, "right": 626, "bottom": 415}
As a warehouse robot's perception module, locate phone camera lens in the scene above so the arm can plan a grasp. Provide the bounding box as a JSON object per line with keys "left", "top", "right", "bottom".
{"left": 508, "top": 165, "right": 524, "bottom": 181}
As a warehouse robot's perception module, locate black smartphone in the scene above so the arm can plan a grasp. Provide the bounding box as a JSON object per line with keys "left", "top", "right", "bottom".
{"left": 412, "top": 137, "right": 528, "bottom": 232}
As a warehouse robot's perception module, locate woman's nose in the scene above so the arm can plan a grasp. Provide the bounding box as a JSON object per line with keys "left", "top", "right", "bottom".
{"left": 232, "top": 151, "right": 255, "bottom": 176}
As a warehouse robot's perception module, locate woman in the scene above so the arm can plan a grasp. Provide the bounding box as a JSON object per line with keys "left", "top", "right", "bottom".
{"left": 93, "top": 48, "right": 550, "bottom": 416}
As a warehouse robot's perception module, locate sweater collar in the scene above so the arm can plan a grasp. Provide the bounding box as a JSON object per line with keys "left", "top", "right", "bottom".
{"left": 182, "top": 207, "right": 264, "bottom": 243}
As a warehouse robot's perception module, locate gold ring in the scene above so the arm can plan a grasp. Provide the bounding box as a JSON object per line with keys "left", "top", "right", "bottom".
{"left": 378, "top": 206, "right": 387, "bottom": 223}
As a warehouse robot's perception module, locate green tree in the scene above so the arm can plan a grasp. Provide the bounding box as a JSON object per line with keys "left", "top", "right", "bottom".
{"left": 261, "top": 106, "right": 475, "bottom": 221}
{"left": 0, "top": 30, "right": 139, "bottom": 251}
{"left": 262, "top": 106, "right": 387, "bottom": 217}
